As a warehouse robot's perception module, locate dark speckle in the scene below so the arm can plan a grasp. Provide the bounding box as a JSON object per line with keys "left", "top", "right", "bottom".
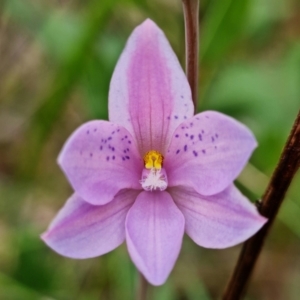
{"left": 167, "top": 116, "right": 171, "bottom": 120}
{"left": 86, "top": 130, "right": 90, "bottom": 134}
{"left": 184, "top": 145, "right": 188, "bottom": 152}
{"left": 201, "top": 130, "right": 205, "bottom": 134}
{"left": 174, "top": 115, "right": 178, "bottom": 119}
{"left": 125, "top": 156, "right": 130, "bottom": 160}
{"left": 193, "top": 150, "right": 198, "bottom": 157}
{"left": 90, "top": 153, "right": 93, "bottom": 157}
{"left": 205, "top": 115, "right": 209, "bottom": 119}
{"left": 80, "top": 150, "right": 82, "bottom": 155}
{"left": 190, "top": 122, "right": 193, "bottom": 127}
{"left": 112, "top": 131, "right": 115, "bottom": 134}
{"left": 117, "top": 129, "right": 120, "bottom": 132}
{"left": 184, "top": 116, "right": 187, "bottom": 119}
{"left": 211, "top": 137, "right": 215, "bottom": 142}
{"left": 175, "top": 134, "right": 179, "bottom": 138}
{"left": 215, "top": 133, "right": 219, "bottom": 138}
{"left": 94, "top": 128, "right": 97, "bottom": 132}
{"left": 112, "top": 155, "right": 115, "bottom": 160}
{"left": 176, "top": 149, "right": 180, "bottom": 154}
{"left": 198, "top": 134, "right": 202, "bottom": 141}
{"left": 190, "top": 135, "right": 194, "bottom": 140}
{"left": 202, "top": 149, "right": 206, "bottom": 154}
{"left": 104, "top": 139, "right": 107, "bottom": 143}
{"left": 123, "top": 150, "right": 127, "bottom": 153}
{"left": 214, "top": 146, "right": 217, "bottom": 149}
{"left": 185, "top": 133, "right": 189, "bottom": 137}
{"left": 108, "top": 137, "right": 112, "bottom": 140}
{"left": 127, "top": 148, "right": 129, "bottom": 151}
{"left": 122, "top": 157, "right": 126, "bottom": 161}
{"left": 181, "top": 95, "right": 184, "bottom": 99}
{"left": 128, "top": 141, "right": 132, "bottom": 144}
{"left": 125, "top": 135, "right": 128, "bottom": 139}
{"left": 112, "top": 147, "right": 115, "bottom": 151}
{"left": 181, "top": 126, "right": 185, "bottom": 130}
{"left": 106, "top": 156, "right": 110, "bottom": 161}
{"left": 99, "top": 146, "right": 103, "bottom": 151}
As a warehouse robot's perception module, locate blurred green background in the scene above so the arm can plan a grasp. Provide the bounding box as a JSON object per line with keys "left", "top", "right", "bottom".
{"left": 0, "top": 0, "right": 299, "bottom": 299}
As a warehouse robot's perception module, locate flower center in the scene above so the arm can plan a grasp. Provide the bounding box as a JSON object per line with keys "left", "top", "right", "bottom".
{"left": 140, "top": 150, "right": 168, "bottom": 192}
{"left": 143, "top": 150, "right": 163, "bottom": 169}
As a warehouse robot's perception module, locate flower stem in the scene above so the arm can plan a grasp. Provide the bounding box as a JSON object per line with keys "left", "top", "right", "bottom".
{"left": 136, "top": 272, "right": 148, "bottom": 300}
{"left": 223, "top": 110, "right": 300, "bottom": 300}
{"left": 182, "top": 0, "right": 199, "bottom": 113}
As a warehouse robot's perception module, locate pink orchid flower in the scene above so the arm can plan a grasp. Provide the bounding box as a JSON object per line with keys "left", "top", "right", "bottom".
{"left": 42, "top": 19, "right": 267, "bottom": 286}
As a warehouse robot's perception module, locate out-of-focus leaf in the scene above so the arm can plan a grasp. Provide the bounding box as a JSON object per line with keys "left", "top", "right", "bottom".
{"left": 18, "top": 0, "right": 116, "bottom": 178}
{"left": 200, "top": 0, "right": 250, "bottom": 64}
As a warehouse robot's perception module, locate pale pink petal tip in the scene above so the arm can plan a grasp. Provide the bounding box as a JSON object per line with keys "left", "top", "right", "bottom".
{"left": 126, "top": 191, "right": 185, "bottom": 285}
{"left": 42, "top": 191, "right": 138, "bottom": 258}
{"left": 172, "top": 185, "right": 267, "bottom": 249}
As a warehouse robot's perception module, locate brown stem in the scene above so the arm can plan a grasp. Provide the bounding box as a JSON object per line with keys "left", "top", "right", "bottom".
{"left": 182, "top": 0, "right": 199, "bottom": 112}
{"left": 136, "top": 272, "right": 148, "bottom": 300}
{"left": 223, "top": 110, "right": 300, "bottom": 300}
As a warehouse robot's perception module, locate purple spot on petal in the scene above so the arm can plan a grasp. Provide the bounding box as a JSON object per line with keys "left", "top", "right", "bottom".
{"left": 181, "top": 95, "right": 184, "bottom": 99}
{"left": 90, "top": 153, "right": 93, "bottom": 157}
{"left": 94, "top": 128, "right": 97, "bottom": 132}
{"left": 167, "top": 116, "right": 171, "bottom": 120}
{"left": 214, "top": 146, "right": 217, "bottom": 149}
{"left": 176, "top": 149, "right": 180, "bottom": 154}
{"left": 112, "top": 156, "right": 115, "bottom": 160}
{"left": 181, "top": 126, "right": 185, "bottom": 129}
{"left": 127, "top": 148, "right": 129, "bottom": 151}
{"left": 175, "top": 134, "right": 179, "bottom": 138}
{"left": 185, "top": 133, "right": 189, "bottom": 137}
{"left": 202, "top": 149, "right": 206, "bottom": 154}
{"left": 112, "top": 131, "right": 115, "bottom": 134}
{"left": 86, "top": 130, "right": 90, "bottom": 134}
{"left": 117, "top": 129, "right": 120, "bottom": 132}
{"left": 193, "top": 150, "right": 198, "bottom": 157}
{"left": 99, "top": 146, "right": 103, "bottom": 151}
{"left": 201, "top": 130, "right": 205, "bottom": 134}
{"left": 112, "top": 147, "right": 115, "bottom": 151}
{"left": 125, "top": 135, "right": 128, "bottom": 139}
{"left": 184, "top": 116, "right": 187, "bottom": 119}
{"left": 108, "top": 137, "right": 112, "bottom": 140}
{"left": 106, "top": 156, "right": 110, "bottom": 161}
{"left": 128, "top": 141, "right": 131, "bottom": 144}
{"left": 126, "top": 156, "right": 130, "bottom": 160}
{"left": 174, "top": 115, "right": 178, "bottom": 119}
{"left": 190, "top": 122, "right": 193, "bottom": 127}
{"left": 212, "top": 137, "right": 215, "bottom": 142}
{"left": 198, "top": 134, "right": 202, "bottom": 141}
{"left": 122, "top": 157, "right": 126, "bottom": 161}
{"left": 205, "top": 115, "right": 209, "bottom": 119}
{"left": 190, "top": 135, "right": 194, "bottom": 140}
{"left": 184, "top": 145, "right": 188, "bottom": 152}
{"left": 215, "top": 133, "right": 219, "bottom": 138}
{"left": 123, "top": 150, "right": 127, "bottom": 153}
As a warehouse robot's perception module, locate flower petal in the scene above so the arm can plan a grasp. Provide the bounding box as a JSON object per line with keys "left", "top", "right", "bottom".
{"left": 170, "top": 185, "right": 267, "bottom": 248}
{"left": 125, "top": 191, "right": 185, "bottom": 285}
{"left": 164, "top": 111, "right": 257, "bottom": 195}
{"left": 58, "top": 120, "right": 143, "bottom": 205}
{"left": 109, "top": 19, "right": 193, "bottom": 155}
{"left": 41, "top": 190, "right": 139, "bottom": 258}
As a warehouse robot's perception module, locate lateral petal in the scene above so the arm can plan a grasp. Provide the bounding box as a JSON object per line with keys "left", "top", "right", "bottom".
{"left": 58, "top": 120, "right": 143, "bottom": 205}
{"left": 165, "top": 111, "right": 257, "bottom": 195}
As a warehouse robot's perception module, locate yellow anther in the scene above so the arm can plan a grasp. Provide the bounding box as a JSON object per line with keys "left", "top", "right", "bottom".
{"left": 143, "top": 150, "right": 164, "bottom": 169}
